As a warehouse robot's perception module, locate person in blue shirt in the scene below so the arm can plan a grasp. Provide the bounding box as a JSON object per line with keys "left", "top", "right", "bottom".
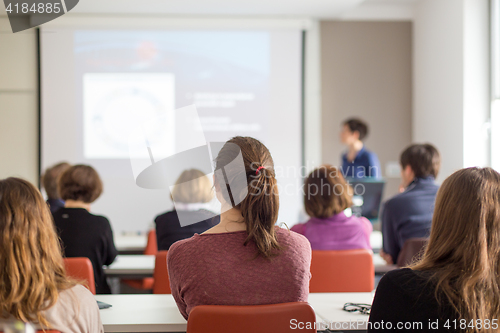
{"left": 380, "top": 143, "right": 441, "bottom": 264}
{"left": 340, "top": 118, "right": 381, "bottom": 179}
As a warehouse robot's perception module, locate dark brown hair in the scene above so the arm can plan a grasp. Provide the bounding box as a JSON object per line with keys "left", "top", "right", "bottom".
{"left": 400, "top": 144, "right": 440, "bottom": 178}
{"left": 304, "top": 165, "right": 353, "bottom": 218}
{"left": 58, "top": 165, "right": 103, "bottom": 203}
{"left": 343, "top": 118, "right": 369, "bottom": 141}
{"left": 0, "top": 178, "right": 76, "bottom": 327}
{"left": 214, "top": 136, "right": 280, "bottom": 259}
{"left": 41, "top": 162, "right": 71, "bottom": 199}
{"left": 412, "top": 168, "right": 500, "bottom": 331}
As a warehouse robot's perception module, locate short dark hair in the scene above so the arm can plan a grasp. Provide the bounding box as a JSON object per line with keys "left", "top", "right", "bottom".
{"left": 58, "top": 165, "right": 103, "bottom": 203}
{"left": 304, "top": 165, "right": 353, "bottom": 218}
{"left": 41, "top": 162, "right": 70, "bottom": 199}
{"left": 400, "top": 144, "right": 441, "bottom": 179}
{"left": 343, "top": 118, "right": 369, "bottom": 141}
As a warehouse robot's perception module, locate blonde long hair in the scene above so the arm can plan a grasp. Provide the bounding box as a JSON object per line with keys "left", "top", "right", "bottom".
{"left": 0, "top": 178, "right": 76, "bottom": 327}
{"left": 412, "top": 168, "right": 500, "bottom": 332}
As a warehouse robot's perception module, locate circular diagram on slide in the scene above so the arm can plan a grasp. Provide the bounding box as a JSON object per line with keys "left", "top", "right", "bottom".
{"left": 83, "top": 73, "right": 176, "bottom": 159}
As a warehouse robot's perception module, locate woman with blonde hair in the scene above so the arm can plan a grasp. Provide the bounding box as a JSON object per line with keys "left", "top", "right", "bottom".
{"left": 0, "top": 177, "right": 103, "bottom": 332}
{"left": 369, "top": 167, "right": 500, "bottom": 332}
{"left": 167, "top": 136, "right": 311, "bottom": 319}
{"left": 155, "top": 168, "right": 220, "bottom": 250}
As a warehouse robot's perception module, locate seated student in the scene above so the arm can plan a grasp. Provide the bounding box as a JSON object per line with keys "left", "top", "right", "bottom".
{"left": 52, "top": 165, "right": 118, "bottom": 294}
{"left": 167, "top": 136, "right": 311, "bottom": 319}
{"left": 291, "top": 165, "right": 372, "bottom": 250}
{"left": 369, "top": 168, "right": 500, "bottom": 332}
{"left": 156, "top": 169, "right": 220, "bottom": 251}
{"left": 380, "top": 144, "right": 440, "bottom": 264}
{"left": 340, "top": 118, "right": 381, "bottom": 179}
{"left": 0, "top": 177, "right": 103, "bottom": 332}
{"left": 41, "top": 162, "right": 70, "bottom": 213}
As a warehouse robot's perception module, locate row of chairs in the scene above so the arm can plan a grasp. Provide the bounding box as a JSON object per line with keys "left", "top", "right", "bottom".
{"left": 134, "top": 230, "right": 375, "bottom": 293}
{"left": 65, "top": 251, "right": 374, "bottom": 296}
{"left": 67, "top": 231, "right": 429, "bottom": 295}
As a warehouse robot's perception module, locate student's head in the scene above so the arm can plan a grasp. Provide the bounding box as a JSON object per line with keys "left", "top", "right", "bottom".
{"left": 41, "top": 162, "right": 71, "bottom": 200}
{"left": 412, "top": 167, "right": 500, "bottom": 324}
{"left": 58, "top": 165, "right": 103, "bottom": 204}
{"left": 304, "top": 165, "right": 353, "bottom": 218}
{"left": 214, "top": 136, "right": 280, "bottom": 259}
{"left": 340, "top": 118, "right": 369, "bottom": 145}
{"left": 399, "top": 144, "right": 440, "bottom": 186}
{"left": 0, "top": 177, "right": 75, "bottom": 327}
{"left": 171, "top": 169, "right": 213, "bottom": 204}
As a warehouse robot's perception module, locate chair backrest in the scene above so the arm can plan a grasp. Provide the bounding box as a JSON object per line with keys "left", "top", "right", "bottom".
{"left": 309, "top": 249, "right": 374, "bottom": 292}
{"left": 144, "top": 229, "right": 158, "bottom": 255}
{"left": 187, "top": 302, "right": 316, "bottom": 333}
{"left": 63, "top": 257, "right": 96, "bottom": 295}
{"left": 153, "top": 251, "right": 171, "bottom": 294}
{"left": 396, "top": 238, "right": 428, "bottom": 267}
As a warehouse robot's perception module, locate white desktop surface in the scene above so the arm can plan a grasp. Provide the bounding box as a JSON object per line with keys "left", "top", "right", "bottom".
{"left": 95, "top": 293, "right": 373, "bottom": 332}
{"left": 309, "top": 292, "right": 374, "bottom": 330}
{"left": 96, "top": 294, "right": 186, "bottom": 332}
{"left": 104, "top": 255, "right": 155, "bottom": 276}
{"left": 115, "top": 234, "right": 148, "bottom": 252}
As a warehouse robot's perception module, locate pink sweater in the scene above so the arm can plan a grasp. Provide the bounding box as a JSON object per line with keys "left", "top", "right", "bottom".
{"left": 291, "top": 212, "right": 372, "bottom": 251}
{"left": 167, "top": 228, "right": 312, "bottom": 319}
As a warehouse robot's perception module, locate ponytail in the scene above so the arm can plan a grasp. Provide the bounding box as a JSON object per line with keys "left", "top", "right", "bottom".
{"left": 241, "top": 166, "right": 281, "bottom": 259}
{"left": 215, "top": 136, "right": 282, "bottom": 259}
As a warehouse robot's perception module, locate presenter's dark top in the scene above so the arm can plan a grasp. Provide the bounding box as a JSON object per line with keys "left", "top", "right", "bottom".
{"left": 341, "top": 147, "right": 381, "bottom": 178}
{"left": 155, "top": 209, "right": 220, "bottom": 251}
{"left": 47, "top": 198, "right": 65, "bottom": 214}
{"left": 369, "top": 268, "right": 458, "bottom": 332}
{"left": 381, "top": 176, "right": 439, "bottom": 263}
{"left": 53, "top": 207, "right": 118, "bottom": 294}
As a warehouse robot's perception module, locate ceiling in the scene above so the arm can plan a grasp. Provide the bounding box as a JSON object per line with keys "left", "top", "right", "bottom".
{"left": 0, "top": 0, "right": 418, "bottom": 19}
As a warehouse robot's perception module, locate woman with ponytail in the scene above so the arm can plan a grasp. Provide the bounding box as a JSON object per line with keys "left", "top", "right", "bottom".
{"left": 167, "top": 136, "right": 311, "bottom": 319}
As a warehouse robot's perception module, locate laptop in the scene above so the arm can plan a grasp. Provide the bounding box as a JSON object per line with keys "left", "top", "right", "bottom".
{"left": 347, "top": 179, "right": 385, "bottom": 221}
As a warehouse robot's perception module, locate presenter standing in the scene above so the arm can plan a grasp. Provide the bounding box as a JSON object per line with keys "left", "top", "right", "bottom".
{"left": 340, "top": 118, "right": 381, "bottom": 179}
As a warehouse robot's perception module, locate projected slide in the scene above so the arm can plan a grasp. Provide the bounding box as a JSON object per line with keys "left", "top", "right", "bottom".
{"left": 83, "top": 73, "right": 175, "bottom": 159}
{"left": 75, "top": 31, "right": 270, "bottom": 149}
{"left": 42, "top": 26, "right": 302, "bottom": 234}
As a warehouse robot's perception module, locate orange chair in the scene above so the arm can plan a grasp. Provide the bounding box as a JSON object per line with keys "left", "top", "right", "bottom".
{"left": 153, "top": 251, "right": 171, "bottom": 294}
{"left": 187, "top": 302, "right": 316, "bottom": 333}
{"left": 123, "top": 230, "right": 158, "bottom": 290}
{"left": 309, "top": 249, "right": 374, "bottom": 292}
{"left": 63, "top": 257, "right": 96, "bottom": 295}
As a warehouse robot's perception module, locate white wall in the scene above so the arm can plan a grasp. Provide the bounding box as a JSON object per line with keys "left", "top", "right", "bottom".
{"left": 413, "top": 0, "right": 490, "bottom": 183}
{"left": 463, "top": 0, "right": 490, "bottom": 168}
{"left": 304, "top": 19, "right": 323, "bottom": 172}
{"left": 0, "top": 18, "right": 39, "bottom": 185}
